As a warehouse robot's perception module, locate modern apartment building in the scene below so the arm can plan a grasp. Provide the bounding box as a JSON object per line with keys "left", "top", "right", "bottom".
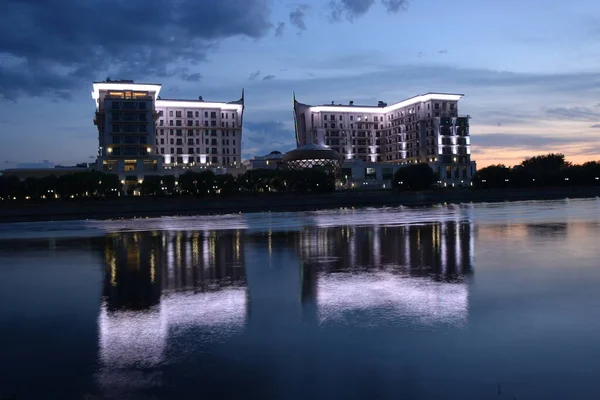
{"left": 293, "top": 93, "right": 476, "bottom": 185}
{"left": 92, "top": 80, "right": 244, "bottom": 182}
{"left": 92, "top": 80, "right": 163, "bottom": 180}
{"left": 155, "top": 95, "right": 244, "bottom": 168}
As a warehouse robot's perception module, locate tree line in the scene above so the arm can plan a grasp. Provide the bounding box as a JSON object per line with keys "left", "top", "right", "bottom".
{"left": 472, "top": 154, "right": 600, "bottom": 189}
{"left": 0, "top": 169, "right": 336, "bottom": 203}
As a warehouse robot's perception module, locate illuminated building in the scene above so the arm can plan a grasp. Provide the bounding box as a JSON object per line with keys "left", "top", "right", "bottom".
{"left": 92, "top": 80, "right": 245, "bottom": 184}
{"left": 282, "top": 144, "right": 343, "bottom": 176}
{"left": 92, "top": 80, "right": 163, "bottom": 182}
{"left": 155, "top": 93, "right": 244, "bottom": 168}
{"left": 293, "top": 92, "right": 477, "bottom": 185}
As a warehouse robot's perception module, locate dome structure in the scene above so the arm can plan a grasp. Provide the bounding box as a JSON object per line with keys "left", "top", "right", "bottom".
{"left": 282, "top": 144, "right": 343, "bottom": 176}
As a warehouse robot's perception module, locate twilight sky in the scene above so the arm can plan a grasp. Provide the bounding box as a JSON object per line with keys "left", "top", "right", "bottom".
{"left": 1, "top": 0, "right": 600, "bottom": 168}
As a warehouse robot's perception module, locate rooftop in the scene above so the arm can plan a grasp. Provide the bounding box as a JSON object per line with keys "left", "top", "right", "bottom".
{"left": 295, "top": 92, "right": 464, "bottom": 114}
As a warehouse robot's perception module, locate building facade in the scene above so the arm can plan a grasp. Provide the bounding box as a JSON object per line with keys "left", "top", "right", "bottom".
{"left": 92, "top": 81, "right": 163, "bottom": 181}
{"left": 293, "top": 93, "right": 476, "bottom": 185}
{"left": 155, "top": 94, "right": 244, "bottom": 169}
{"left": 92, "top": 80, "right": 244, "bottom": 182}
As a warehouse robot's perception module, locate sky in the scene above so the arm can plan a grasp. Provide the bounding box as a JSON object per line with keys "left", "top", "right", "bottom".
{"left": 1, "top": 0, "right": 600, "bottom": 169}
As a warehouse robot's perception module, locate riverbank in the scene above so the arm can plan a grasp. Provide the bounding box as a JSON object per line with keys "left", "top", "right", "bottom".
{"left": 1, "top": 187, "right": 599, "bottom": 223}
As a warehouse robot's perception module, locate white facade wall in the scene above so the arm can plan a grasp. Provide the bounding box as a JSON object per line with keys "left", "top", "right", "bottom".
{"left": 155, "top": 99, "right": 243, "bottom": 168}
{"left": 294, "top": 93, "right": 476, "bottom": 185}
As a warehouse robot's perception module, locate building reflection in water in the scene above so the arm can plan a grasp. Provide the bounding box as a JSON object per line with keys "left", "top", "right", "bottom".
{"left": 97, "top": 230, "right": 247, "bottom": 395}
{"left": 297, "top": 221, "right": 474, "bottom": 326}
{"left": 96, "top": 221, "right": 474, "bottom": 394}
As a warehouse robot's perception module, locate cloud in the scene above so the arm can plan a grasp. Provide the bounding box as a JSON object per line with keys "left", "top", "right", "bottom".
{"left": 591, "top": 124, "right": 600, "bottom": 129}
{"left": 474, "top": 133, "right": 586, "bottom": 149}
{"left": 290, "top": 5, "right": 309, "bottom": 32}
{"left": 438, "top": 49, "right": 448, "bottom": 54}
{"left": 242, "top": 121, "right": 296, "bottom": 158}
{"left": 275, "top": 22, "right": 285, "bottom": 36}
{"left": 329, "top": 0, "right": 408, "bottom": 21}
{"left": 330, "top": 0, "right": 376, "bottom": 21}
{"left": 262, "top": 75, "right": 276, "bottom": 81}
{"left": 181, "top": 72, "right": 202, "bottom": 82}
{"left": 381, "top": 0, "right": 409, "bottom": 13}
{"left": 0, "top": 0, "right": 272, "bottom": 100}
{"left": 546, "top": 106, "right": 600, "bottom": 122}
{"left": 249, "top": 71, "right": 261, "bottom": 80}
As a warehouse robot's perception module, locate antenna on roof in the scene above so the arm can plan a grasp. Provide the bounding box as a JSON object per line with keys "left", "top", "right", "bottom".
{"left": 331, "top": 101, "right": 334, "bottom": 105}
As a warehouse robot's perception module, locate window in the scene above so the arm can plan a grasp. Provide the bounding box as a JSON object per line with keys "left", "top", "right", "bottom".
{"left": 211, "top": 120, "right": 216, "bottom": 127}
{"left": 350, "top": 115, "right": 353, "bottom": 121}
{"left": 176, "top": 111, "right": 182, "bottom": 118}
{"left": 176, "top": 129, "right": 182, "bottom": 136}
{"left": 195, "top": 111, "right": 199, "bottom": 117}
{"left": 221, "top": 113, "right": 224, "bottom": 118}
{"left": 205, "top": 139, "right": 209, "bottom": 145}
{"left": 159, "top": 110, "right": 164, "bottom": 116}
{"left": 169, "top": 120, "right": 173, "bottom": 126}
{"left": 204, "top": 111, "right": 208, "bottom": 118}
{"left": 160, "top": 148, "right": 164, "bottom": 154}
{"left": 324, "top": 123, "right": 328, "bottom": 129}
{"left": 176, "top": 120, "right": 182, "bottom": 126}
{"left": 171, "top": 147, "right": 174, "bottom": 153}
{"left": 159, "top": 120, "right": 164, "bottom": 126}
{"left": 170, "top": 138, "right": 174, "bottom": 145}
{"left": 187, "top": 111, "right": 193, "bottom": 118}
{"left": 324, "top": 115, "right": 328, "bottom": 121}
{"left": 211, "top": 111, "right": 217, "bottom": 118}
{"left": 160, "top": 138, "right": 164, "bottom": 144}
{"left": 169, "top": 111, "right": 173, "bottom": 117}
{"left": 187, "top": 120, "right": 193, "bottom": 126}
{"left": 339, "top": 115, "right": 342, "bottom": 121}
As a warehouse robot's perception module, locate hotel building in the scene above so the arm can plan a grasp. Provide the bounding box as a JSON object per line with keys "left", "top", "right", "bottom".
{"left": 92, "top": 80, "right": 244, "bottom": 181}
{"left": 293, "top": 93, "right": 476, "bottom": 184}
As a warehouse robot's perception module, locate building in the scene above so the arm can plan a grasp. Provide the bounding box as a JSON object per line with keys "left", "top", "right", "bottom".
{"left": 244, "top": 151, "right": 284, "bottom": 170}
{"left": 339, "top": 160, "right": 403, "bottom": 190}
{"left": 155, "top": 93, "right": 244, "bottom": 168}
{"left": 92, "top": 80, "right": 163, "bottom": 183}
{"left": 92, "top": 80, "right": 245, "bottom": 183}
{"left": 282, "top": 144, "right": 343, "bottom": 176}
{"left": 293, "top": 92, "right": 476, "bottom": 185}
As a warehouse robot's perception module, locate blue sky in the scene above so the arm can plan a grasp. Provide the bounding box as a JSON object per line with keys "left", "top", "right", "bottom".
{"left": 1, "top": 0, "right": 600, "bottom": 168}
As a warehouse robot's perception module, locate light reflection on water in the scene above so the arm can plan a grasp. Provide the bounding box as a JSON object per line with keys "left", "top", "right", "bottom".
{"left": 1, "top": 198, "right": 600, "bottom": 399}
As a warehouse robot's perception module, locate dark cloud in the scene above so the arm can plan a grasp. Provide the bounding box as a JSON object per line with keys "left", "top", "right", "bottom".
{"left": 181, "top": 72, "right": 203, "bottom": 82}
{"left": 329, "top": 0, "right": 408, "bottom": 21}
{"left": 591, "top": 124, "right": 600, "bottom": 129}
{"left": 262, "top": 75, "right": 276, "bottom": 81}
{"left": 249, "top": 71, "right": 261, "bottom": 81}
{"left": 545, "top": 106, "right": 600, "bottom": 122}
{"left": 290, "top": 4, "right": 309, "bottom": 32}
{"left": 0, "top": 0, "right": 272, "bottom": 100}
{"left": 275, "top": 22, "right": 286, "bottom": 36}
{"left": 439, "top": 49, "right": 448, "bottom": 54}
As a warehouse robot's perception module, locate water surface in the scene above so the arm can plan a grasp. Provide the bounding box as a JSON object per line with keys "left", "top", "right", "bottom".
{"left": 1, "top": 198, "right": 600, "bottom": 399}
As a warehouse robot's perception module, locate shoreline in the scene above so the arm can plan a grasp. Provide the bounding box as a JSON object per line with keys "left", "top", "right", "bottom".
{"left": 1, "top": 187, "right": 599, "bottom": 223}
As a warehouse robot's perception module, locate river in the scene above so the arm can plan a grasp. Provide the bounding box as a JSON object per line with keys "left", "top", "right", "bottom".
{"left": 1, "top": 198, "right": 600, "bottom": 399}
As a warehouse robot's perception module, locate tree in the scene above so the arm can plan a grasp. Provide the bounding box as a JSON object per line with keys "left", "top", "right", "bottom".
{"left": 392, "top": 164, "right": 437, "bottom": 191}
{"left": 520, "top": 153, "right": 568, "bottom": 186}
{"left": 472, "top": 165, "right": 511, "bottom": 189}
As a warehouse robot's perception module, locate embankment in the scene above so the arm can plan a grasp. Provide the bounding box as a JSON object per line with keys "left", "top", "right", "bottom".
{"left": 1, "top": 187, "right": 599, "bottom": 223}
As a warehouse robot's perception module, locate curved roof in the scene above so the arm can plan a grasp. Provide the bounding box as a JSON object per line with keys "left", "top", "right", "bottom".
{"left": 282, "top": 144, "right": 343, "bottom": 163}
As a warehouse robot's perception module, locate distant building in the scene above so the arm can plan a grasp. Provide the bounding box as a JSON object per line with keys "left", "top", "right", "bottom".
{"left": 91, "top": 80, "right": 245, "bottom": 183}
{"left": 293, "top": 92, "right": 476, "bottom": 185}
{"left": 244, "top": 151, "right": 284, "bottom": 170}
{"left": 339, "top": 160, "right": 404, "bottom": 190}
